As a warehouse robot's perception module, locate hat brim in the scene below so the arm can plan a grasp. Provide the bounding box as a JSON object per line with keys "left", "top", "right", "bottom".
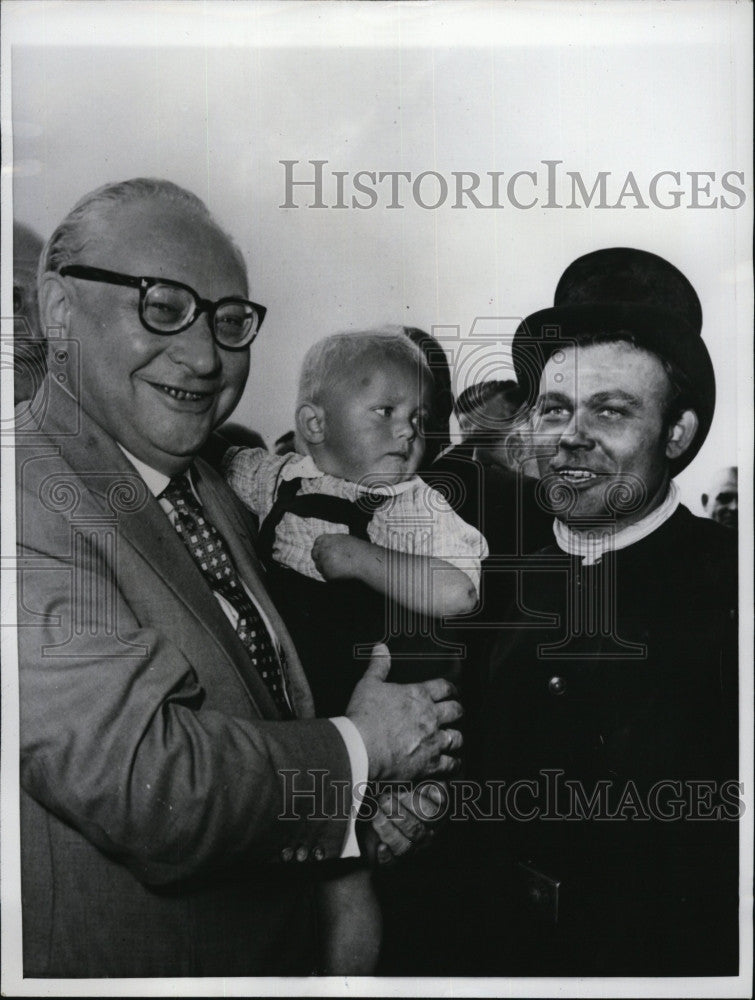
{"left": 511, "top": 303, "right": 715, "bottom": 475}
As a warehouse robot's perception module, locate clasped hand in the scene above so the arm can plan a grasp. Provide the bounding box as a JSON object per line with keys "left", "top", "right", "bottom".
{"left": 346, "top": 643, "right": 462, "bottom": 863}
{"left": 368, "top": 781, "right": 449, "bottom": 865}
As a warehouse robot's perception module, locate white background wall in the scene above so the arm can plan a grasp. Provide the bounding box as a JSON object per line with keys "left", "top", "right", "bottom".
{"left": 5, "top": 0, "right": 752, "bottom": 513}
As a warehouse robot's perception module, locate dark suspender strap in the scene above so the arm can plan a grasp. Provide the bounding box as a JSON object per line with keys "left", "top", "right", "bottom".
{"left": 257, "top": 477, "right": 301, "bottom": 566}
{"left": 257, "top": 475, "right": 389, "bottom": 566}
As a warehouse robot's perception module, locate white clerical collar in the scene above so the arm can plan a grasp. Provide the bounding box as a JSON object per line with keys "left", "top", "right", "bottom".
{"left": 281, "top": 452, "right": 421, "bottom": 496}
{"left": 553, "top": 481, "right": 681, "bottom": 565}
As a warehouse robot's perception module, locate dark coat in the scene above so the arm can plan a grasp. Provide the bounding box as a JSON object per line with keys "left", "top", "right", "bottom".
{"left": 466, "top": 505, "right": 739, "bottom": 975}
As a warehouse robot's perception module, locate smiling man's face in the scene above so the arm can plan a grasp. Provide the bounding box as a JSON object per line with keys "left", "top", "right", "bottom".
{"left": 56, "top": 199, "right": 250, "bottom": 475}
{"left": 532, "top": 340, "right": 676, "bottom": 528}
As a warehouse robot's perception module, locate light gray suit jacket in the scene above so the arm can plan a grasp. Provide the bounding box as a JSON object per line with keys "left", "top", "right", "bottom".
{"left": 16, "top": 377, "right": 353, "bottom": 977}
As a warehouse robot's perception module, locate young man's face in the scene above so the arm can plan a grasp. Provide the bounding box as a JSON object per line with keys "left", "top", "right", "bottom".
{"left": 55, "top": 199, "right": 250, "bottom": 475}
{"left": 316, "top": 356, "right": 430, "bottom": 484}
{"left": 531, "top": 340, "right": 678, "bottom": 528}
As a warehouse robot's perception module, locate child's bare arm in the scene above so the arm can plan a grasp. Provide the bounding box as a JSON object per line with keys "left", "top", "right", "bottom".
{"left": 311, "top": 534, "right": 477, "bottom": 616}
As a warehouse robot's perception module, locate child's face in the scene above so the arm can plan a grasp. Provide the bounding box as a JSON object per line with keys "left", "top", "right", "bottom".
{"left": 317, "top": 357, "right": 430, "bottom": 484}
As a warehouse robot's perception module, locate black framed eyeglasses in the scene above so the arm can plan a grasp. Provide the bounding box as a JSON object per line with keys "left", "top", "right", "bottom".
{"left": 59, "top": 264, "right": 266, "bottom": 351}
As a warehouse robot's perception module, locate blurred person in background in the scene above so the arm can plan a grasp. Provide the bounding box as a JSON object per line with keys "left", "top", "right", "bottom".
{"left": 451, "top": 378, "right": 526, "bottom": 470}
{"left": 13, "top": 221, "right": 47, "bottom": 404}
{"left": 702, "top": 465, "right": 738, "bottom": 529}
{"left": 426, "top": 376, "right": 552, "bottom": 559}
{"left": 274, "top": 429, "right": 297, "bottom": 455}
{"left": 401, "top": 325, "right": 454, "bottom": 465}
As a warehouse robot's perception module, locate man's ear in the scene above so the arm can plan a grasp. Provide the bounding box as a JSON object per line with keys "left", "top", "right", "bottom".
{"left": 665, "top": 408, "right": 698, "bottom": 461}
{"left": 38, "top": 272, "right": 73, "bottom": 336}
{"left": 296, "top": 402, "right": 326, "bottom": 445}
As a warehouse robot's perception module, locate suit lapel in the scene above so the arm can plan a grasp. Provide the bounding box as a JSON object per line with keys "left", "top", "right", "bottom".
{"left": 118, "top": 497, "right": 283, "bottom": 719}
{"left": 194, "top": 460, "right": 316, "bottom": 719}
{"left": 43, "top": 381, "right": 285, "bottom": 718}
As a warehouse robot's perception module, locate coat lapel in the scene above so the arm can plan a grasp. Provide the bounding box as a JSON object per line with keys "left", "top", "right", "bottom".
{"left": 41, "top": 380, "right": 295, "bottom": 719}
{"left": 118, "top": 495, "right": 283, "bottom": 719}
{"left": 194, "top": 460, "right": 316, "bottom": 719}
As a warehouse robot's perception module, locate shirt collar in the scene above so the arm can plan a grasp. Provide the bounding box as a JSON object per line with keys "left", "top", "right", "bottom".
{"left": 553, "top": 481, "right": 681, "bottom": 564}
{"left": 281, "top": 452, "right": 420, "bottom": 496}
{"left": 280, "top": 453, "right": 325, "bottom": 481}
{"left": 117, "top": 445, "right": 173, "bottom": 498}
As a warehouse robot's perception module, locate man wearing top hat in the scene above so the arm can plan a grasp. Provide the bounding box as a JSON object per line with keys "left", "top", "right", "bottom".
{"left": 462, "top": 248, "right": 739, "bottom": 976}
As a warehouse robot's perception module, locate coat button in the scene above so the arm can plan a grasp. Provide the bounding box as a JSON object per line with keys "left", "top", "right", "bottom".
{"left": 295, "top": 845, "right": 309, "bottom": 862}
{"left": 281, "top": 847, "right": 294, "bottom": 862}
{"left": 313, "top": 846, "right": 325, "bottom": 861}
{"left": 548, "top": 676, "right": 566, "bottom": 696}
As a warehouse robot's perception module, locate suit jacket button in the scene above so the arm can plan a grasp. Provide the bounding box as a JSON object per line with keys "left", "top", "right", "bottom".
{"left": 295, "top": 845, "right": 309, "bottom": 862}
{"left": 281, "top": 847, "right": 294, "bottom": 862}
{"left": 313, "top": 846, "right": 325, "bottom": 861}
{"left": 548, "top": 676, "right": 566, "bottom": 696}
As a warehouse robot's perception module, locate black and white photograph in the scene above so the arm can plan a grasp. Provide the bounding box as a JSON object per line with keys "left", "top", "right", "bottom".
{"left": 1, "top": 1, "right": 752, "bottom": 995}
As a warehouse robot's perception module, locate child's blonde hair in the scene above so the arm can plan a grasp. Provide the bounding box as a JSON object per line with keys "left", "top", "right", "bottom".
{"left": 297, "top": 328, "right": 432, "bottom": 406}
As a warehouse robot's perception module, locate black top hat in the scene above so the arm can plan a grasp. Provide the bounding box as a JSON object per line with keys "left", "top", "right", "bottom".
{"left": 511, "top": 247, "right": 715, "bottom": 475}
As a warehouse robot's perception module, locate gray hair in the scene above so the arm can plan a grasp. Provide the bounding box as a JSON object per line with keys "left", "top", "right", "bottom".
{"left": 297, "top": 328, "right": 432, "bottom": 406}
{"left": 38, "top": 177, "right": 247, "bottom": 287}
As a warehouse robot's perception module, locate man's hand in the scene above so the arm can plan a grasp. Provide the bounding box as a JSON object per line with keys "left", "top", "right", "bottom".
{"left": 371, "top": 782, "right": 449, "bottom": 865}
{"left": 346, "top": 644, "right": 463, "bottom": 781}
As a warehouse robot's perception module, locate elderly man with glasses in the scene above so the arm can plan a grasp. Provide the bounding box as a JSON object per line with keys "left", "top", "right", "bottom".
{"left": 15, "top": 178, "right": 461, "bottom": 978}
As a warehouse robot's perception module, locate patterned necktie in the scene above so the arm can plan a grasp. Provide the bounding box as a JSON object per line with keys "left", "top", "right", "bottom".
{"left": 161, "top": 474, "right": 292, "bottom": 717}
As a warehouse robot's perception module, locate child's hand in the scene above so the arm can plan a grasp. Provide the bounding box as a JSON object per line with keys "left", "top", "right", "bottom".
{"left": 311, "top": 533, "right": 367, "bottom": 580}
